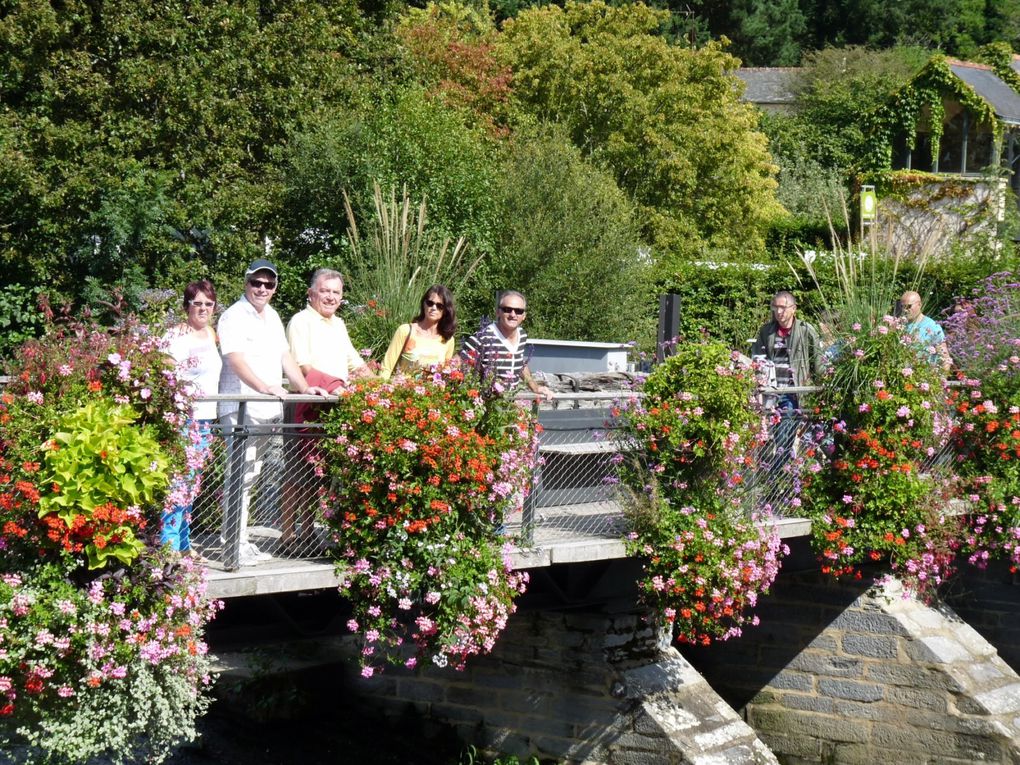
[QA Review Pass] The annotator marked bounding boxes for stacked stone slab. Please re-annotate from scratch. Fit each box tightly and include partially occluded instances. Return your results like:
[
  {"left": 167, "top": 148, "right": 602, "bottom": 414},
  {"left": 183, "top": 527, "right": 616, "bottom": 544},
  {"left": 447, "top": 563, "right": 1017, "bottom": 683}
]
[
  {"left": 944, "top": 559, "right": 1020, "bottom": 672},
  {"left": 686, "top": 572, "right": 1020, "bottom": 764}
]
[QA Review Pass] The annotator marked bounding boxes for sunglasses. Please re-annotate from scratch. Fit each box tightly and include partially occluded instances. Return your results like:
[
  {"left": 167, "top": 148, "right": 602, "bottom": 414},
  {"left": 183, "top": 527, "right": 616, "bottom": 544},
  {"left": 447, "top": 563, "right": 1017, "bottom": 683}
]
[
  {"left": 499, "top": 306, "right": 526, "bottom": 316},
  {"left": 248, "top": 278, "right": 277, "bottom": 290},
  {"left": 424, "top": 299, "right": 445, "bottom": 310},
  {"left": 189, "top": 300, "right": 215, "bottom": 308}
]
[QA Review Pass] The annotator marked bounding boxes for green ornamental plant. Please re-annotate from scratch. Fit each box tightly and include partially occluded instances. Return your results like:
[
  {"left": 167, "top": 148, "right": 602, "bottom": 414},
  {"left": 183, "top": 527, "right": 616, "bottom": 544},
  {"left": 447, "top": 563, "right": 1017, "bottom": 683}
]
[
  {"left": 617, "top": 342, "right": 787, "bottom": 645},
  {"left": 0, "top": 313, "right": 220, "bottom": 763},
  {"left": 38, "top": 401, "right": 169, "bottom": 569}
]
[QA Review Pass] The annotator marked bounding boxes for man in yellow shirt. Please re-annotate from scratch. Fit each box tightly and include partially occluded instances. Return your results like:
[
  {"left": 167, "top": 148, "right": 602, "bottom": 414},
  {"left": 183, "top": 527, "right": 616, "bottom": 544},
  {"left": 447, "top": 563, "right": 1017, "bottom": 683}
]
[
  {"left": 281, "top": 269, "right": 372, "bottom": 553},
  {"left": 288, "top": 269, "right": 367, "bottom": 381}
]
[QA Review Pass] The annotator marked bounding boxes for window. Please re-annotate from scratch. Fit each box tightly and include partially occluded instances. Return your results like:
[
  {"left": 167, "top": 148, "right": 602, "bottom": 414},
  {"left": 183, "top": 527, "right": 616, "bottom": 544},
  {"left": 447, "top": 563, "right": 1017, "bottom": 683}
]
[
  {"left": 938, "top": 109, "right": 965, "bottom": 173},
  {"left": 913, "top": 133, "right": 934, "bottom": 172},
  {"left": 892, "top": 134, "right": 910, "bottom": 169},
  {"left": 965, "top": 123, "right": 994, "bottom": 172}
]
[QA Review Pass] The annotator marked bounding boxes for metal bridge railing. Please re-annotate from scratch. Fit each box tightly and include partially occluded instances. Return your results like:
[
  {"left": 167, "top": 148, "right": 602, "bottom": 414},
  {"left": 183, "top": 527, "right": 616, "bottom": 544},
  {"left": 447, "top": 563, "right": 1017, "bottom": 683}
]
[
  {"left": 188, "top": 393, "right": 639, "bottom": 569},
  {"left": 1, "top": 382, "right": 961, "bottom": 569}
]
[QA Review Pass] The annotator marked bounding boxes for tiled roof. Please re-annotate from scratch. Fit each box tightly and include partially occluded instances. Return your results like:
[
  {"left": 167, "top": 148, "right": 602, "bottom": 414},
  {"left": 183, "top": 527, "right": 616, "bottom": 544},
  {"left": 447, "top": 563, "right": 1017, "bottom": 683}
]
[
  {"left": 948, "top": 60, "right": 1020, "bottom": 125},
  {"left": 735, "top": 67, "right": 802, "bottom": 105}
]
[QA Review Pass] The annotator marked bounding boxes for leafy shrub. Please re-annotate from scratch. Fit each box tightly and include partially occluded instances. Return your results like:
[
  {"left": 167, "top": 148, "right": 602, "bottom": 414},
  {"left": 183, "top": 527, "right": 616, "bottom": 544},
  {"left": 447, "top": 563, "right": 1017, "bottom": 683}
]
[
  {"left": 0, "top": 0, "right": 364, "bottom": 306},
  {"left": 662, "top": 243, "right": 1015, "bottom": 355},
  {"left": 282, "top": 83, "right": 499, "bottom": 258},
  {"left": 490, "top": 126, "right": 654, "bottom": 347},
  {"left": 0, "top": 284, "right": 44, "bottom": 369},
  {"left": 660, "top": 261, "right": 784, "bottom": 350},
  {"left": 498, "top": 1, "right": 782, "bottom": 263}
]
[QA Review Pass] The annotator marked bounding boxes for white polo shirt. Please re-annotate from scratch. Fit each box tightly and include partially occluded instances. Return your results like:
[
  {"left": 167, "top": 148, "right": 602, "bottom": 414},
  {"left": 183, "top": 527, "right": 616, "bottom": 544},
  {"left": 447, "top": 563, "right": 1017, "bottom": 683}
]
[
  {"left": 287, "top": 305, "right": 365, "bottom": 381},
  {"left": 217, "top": 296, "right": 289, "bottom": 420}
]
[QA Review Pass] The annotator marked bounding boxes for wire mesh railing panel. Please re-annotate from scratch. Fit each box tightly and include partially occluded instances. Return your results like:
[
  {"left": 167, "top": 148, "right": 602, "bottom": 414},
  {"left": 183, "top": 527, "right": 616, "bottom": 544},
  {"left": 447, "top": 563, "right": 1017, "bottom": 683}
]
[
  {"left": 515, "top": 396, "right": 828, "bottom": 549},
  {"left": 2, "top": 381, "right": 974, "bottom": 568},
  {"left": 190, "top": 406, "right": 333, "bottom": 570},
  {"left": 519, "top": 400, "right": 629, "bottom": 545}
]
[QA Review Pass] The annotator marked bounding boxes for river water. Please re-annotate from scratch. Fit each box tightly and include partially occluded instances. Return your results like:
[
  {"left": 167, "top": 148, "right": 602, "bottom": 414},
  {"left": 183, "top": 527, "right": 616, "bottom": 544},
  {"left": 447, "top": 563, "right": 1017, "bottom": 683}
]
[{"left": 166, "top": 692, "right": 464, "bottom": 765}]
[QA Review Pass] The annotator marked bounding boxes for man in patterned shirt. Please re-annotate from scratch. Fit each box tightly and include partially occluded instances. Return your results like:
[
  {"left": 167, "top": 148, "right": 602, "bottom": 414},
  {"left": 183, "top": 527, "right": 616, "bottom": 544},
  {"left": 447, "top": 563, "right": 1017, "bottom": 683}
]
[{"left": 460, "top": 290, "right": 553, "bottom": 400}]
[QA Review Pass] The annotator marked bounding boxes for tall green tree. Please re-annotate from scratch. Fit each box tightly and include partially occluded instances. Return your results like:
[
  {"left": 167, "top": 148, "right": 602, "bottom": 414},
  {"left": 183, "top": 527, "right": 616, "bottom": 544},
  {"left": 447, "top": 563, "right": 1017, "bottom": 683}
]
[
  {"left": 0, "top": 0, "right": 363, "bottom": 304},
  {"left": 802, "top": 0, "right": 1020, "bottom": 57},
  {"left": 730, "top": 0, "right": 808, "bottom": 66},
  {"left": 490, "top": 126, "right": 653, "bottom": 345},
  {"left": 498, "top": 1, "right": 783, "bottom": 269}
]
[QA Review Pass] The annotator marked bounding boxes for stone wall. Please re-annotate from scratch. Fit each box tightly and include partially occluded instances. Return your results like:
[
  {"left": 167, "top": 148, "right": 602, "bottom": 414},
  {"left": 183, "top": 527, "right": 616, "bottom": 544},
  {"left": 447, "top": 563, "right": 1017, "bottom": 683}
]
[
  {"left": 682, "top": 554, "right": 1020, "bottom": 765},
  {"left": 351, "top": 608, "right": 776, "bottom": 765},
  {"left": 211, "top": 549, "right": 1020, "bottom": 763},
  {"left": 944, "top": 559, "right": 1020, "bottom": 672},
  {"left": 874, "top": 177, "right": 1005, "bottom": 260}
]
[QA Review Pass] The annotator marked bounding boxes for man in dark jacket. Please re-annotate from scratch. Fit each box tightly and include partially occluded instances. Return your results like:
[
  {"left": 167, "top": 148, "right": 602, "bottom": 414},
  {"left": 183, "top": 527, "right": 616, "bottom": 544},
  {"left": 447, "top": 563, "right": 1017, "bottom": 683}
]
[
  {"left": 751, "top": 290, "right": 823, "bottom": 475},
  {"left": 751, "top": 290, "right": 823, "bottom": 389}
]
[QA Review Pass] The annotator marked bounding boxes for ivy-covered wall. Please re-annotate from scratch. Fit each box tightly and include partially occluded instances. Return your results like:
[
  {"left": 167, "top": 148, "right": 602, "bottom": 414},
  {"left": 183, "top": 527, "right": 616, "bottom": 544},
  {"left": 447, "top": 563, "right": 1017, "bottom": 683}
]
[{"left": 864, "top": 54, "right": 1001, "bottom": 173}]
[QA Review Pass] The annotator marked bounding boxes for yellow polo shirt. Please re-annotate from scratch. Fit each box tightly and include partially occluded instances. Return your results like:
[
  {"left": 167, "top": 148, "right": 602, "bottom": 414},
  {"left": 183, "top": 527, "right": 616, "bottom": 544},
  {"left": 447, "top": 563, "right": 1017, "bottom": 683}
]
[{"left": 287, "top": 305, "right": 365, "bottom": 381}]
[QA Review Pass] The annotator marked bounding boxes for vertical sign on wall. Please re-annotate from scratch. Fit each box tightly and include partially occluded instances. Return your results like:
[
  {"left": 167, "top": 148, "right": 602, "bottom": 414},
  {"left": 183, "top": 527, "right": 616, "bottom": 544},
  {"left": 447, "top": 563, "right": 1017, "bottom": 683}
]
[{"left": 860, "top": 185, "right": 878, "bottom": 225}]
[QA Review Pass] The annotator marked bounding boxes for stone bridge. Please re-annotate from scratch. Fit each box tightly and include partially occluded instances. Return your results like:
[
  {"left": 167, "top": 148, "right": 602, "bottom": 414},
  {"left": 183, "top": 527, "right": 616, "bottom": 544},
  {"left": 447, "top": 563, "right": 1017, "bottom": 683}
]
[{"left": 202, "top": 389, "right": 1020, "bottom": 765}]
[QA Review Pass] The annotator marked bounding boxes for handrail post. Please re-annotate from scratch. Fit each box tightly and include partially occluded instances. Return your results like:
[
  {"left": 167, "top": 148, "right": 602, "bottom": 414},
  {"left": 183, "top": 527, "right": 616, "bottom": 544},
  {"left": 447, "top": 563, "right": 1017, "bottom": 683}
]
[
  {"left": 222, "top": 401, "right": 247, "bottom": 571},
  {"left": 521, "top": 397, "right": 540, "bottom": 546}
]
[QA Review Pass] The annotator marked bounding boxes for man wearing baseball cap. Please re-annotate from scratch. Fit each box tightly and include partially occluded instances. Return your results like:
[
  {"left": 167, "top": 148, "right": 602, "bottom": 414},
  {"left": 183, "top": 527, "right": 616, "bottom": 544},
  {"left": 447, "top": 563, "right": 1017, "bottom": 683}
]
[{"left": 217, "top": 259, "right": 326, "bottom": 566}]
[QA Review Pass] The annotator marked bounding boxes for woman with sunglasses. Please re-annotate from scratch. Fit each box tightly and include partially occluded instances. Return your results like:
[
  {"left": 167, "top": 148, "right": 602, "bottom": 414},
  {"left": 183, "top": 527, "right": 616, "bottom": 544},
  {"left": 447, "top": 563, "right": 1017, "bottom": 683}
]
[
  {"left": 380, "top": 284, "right": 457, "bottom": 379},
  {"left": 161, "top": 279, "right": 222, "bottom": 554}
]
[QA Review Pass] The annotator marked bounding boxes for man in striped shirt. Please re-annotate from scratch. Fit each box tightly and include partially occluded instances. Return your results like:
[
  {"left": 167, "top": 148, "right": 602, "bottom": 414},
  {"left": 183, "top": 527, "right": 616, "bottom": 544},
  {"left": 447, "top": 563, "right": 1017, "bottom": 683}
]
[{"left": 461, "top": 290, "right": 553, "bottom": 400}]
